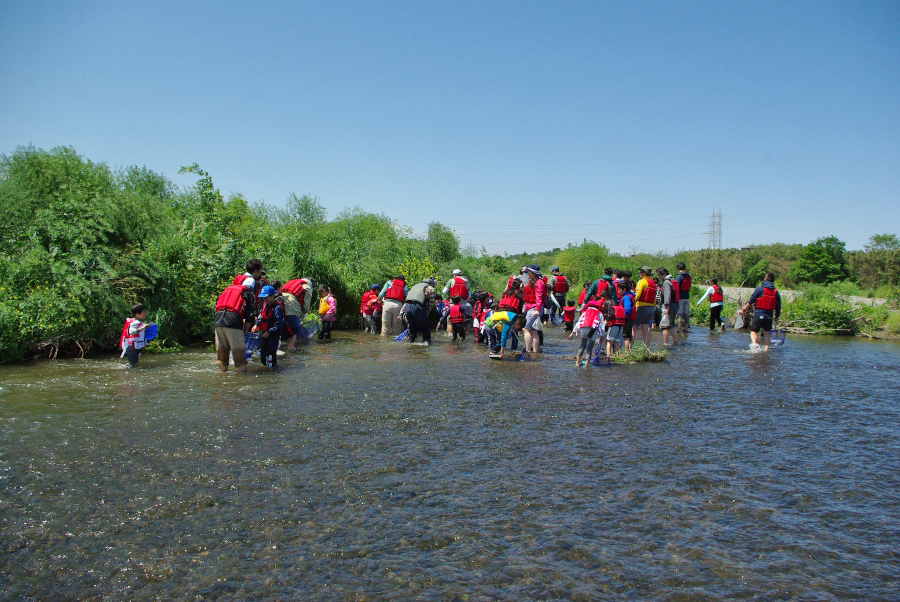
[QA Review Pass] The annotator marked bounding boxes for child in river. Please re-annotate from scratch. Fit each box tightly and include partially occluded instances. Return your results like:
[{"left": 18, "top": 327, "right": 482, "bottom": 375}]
[
  {"left": 255, "top": 286, "right": 284, "bottom": 368},
  {"left": 569, "top": 297, "right": 605, "bottom": 367},
  {"left": 318, "top": 285, "right": 336, "bottom": 340},
  {"left": 120, "top": 303, "right": 151, "bottom": 367},
  {"left": 562, "top": 299, "right": 576, "bottom": 332},
  {"left": 449, "top": 296, "right": 467, "bottom": 341}
]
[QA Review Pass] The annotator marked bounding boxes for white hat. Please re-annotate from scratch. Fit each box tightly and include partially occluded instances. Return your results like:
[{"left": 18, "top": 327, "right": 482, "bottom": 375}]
[{"left": 452, "top": 269, "right": 462, "bottom": 275}]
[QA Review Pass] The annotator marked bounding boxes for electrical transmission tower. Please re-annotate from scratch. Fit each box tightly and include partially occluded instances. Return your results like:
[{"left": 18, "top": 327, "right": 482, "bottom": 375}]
[{"left": 707, "top": 208, "right": 723, "bottom": 250}]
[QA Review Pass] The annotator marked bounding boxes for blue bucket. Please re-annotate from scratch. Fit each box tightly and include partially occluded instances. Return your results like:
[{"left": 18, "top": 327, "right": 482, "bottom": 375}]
[
  {"left": 244, "top": 332, "right": 261, "bottom": 352},
  {"left": 144, "top": 323, "right": 158, "bottom": 342},
  {"left": 770, "top": 329, "right": 786, "bottom": 347}
]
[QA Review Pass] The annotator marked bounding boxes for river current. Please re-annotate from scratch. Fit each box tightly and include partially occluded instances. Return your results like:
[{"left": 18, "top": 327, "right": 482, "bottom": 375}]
[{"left": 1, "top": 327, "right": 898, "bottom": 600}]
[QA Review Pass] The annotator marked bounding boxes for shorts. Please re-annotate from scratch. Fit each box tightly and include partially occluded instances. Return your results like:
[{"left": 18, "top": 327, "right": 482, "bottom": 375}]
[
  {"left": 215, "top": 326, "right": 247, "bottom": 369},
  {"left": 524, "top": 308, "right": 543, "bottom": 331},
  {"left": 750, "top": 315, "right": 773, "bottom": 332},
  {"left": 635, "top": 306, "right": 655, "bottom": 326},
  {"left": 678, "top": 299, "right": 690, "bottom": 319},
  {"left": 623, "top": 320, "right": 634, "bottom": 339},
  {"left": 607, "top": 325, "right": 624, "bottom": 346}
]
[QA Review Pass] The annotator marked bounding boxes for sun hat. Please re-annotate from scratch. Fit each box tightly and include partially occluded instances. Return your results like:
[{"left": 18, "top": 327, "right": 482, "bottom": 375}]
[
  {"left": 370, "top": 283, "right": 381, "bottom": 290},
  {"left": 639, "top": 266, "right": 653, "bottom": 274},
  {"left": 525, "top": 264, "right": 543, "bottom": 278},
  {"left": 452, "top": 269, "right": 462, "bottom": 275},
  {"left": 258, "top": 285, "right": 276, "bottom": 298},
  {"left": 551, "top": 266, "right": 560, "bottom": 272}
]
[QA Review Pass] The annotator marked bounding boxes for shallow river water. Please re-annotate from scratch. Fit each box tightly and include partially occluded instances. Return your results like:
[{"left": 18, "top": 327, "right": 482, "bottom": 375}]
[{"left": 1, "top": 327, "right": 898, "bottom": 600}]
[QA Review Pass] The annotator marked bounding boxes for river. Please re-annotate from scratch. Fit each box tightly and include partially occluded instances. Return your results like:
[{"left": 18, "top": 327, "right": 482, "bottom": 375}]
[{"left": 1, "top": 327, "right": 898, "bottom": 600}]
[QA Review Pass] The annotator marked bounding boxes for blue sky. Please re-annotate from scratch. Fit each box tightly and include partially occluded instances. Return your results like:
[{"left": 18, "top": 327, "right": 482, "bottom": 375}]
[{"left": 1, "top": 1, "right": 897, "bottom": 255}]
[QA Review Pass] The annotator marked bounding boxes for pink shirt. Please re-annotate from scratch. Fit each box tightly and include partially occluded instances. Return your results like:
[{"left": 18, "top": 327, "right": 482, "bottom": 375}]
[
  {"left": 323, "top": 295, "right": 337, "bottom": 322},
  {"left": 524, "top": 278, "right": 545, "bottom": 312}
]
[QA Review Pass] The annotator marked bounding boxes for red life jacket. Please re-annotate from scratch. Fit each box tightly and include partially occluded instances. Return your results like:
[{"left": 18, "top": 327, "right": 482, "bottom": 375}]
[
  {"left": 449, "top": 277, "right": 468, "bottom": 299},
  {"left": 233, "top": 274, "right": 265, "bottom": 299},
  {"left": 281, "top": 278, "right": 308, "bottom": 302},
  {"left": 755, "top": 286, "right": 778, "bottom": 311},
  {"left": 608, "top": 304, "right": 626, "bottom": 326},
  {"left": 215, "top": 284, "right": 247, "bottom": 315},
  {"left": 679, "top": 273, "right": 692, "bottom": 293},
  {"left": 667, "top": 278, "right": 680, "bottom": 303},
  {"left": 553, "top": 275, "right": 568, "bottom": 293},
  {"left": 623, "top": 291, "right": 637, "bottom": 320},
  {"left": 449, "top": 304, "right": 466, "bottom": 324},
  {"left": 119, "top": 318, "right": 142, "bottom": 350},
  {"left": 498, "top": 293, "right": 522, "bottom": 313},
  {"left": 359, "top": 290, "right": 374, "bottom": 313},
  {"left": 638, "top": 277, "right": 658, "bottom": 303},
  {"left": 506, "top": 275, "right": 518, "bottom": 290},
  {"left": 710, "top": 285, "right": 723, "bottom": 303},
  {"left": 591, "top": 278, "right": 615, "bottom": 301},
  {"left": 577, "top": 290, "right": 586, "bottom": 306},
  {"left": 384, "top": 279, "right": 406, "bottom": 301},
  {"left": 472, "top": 300, "right": 483, "bottom": 320},
  {"left": 522, "top": 283, "right": 536, "bottom": 304},
  {"left": 580, "top": 303, "right": 601, "bottom": 328},
  {"left": 258, "top": 301, "right": 275, "bottom": 332},
  {"left": 614, "top": 279, "right": 624, "bottom": 298}
]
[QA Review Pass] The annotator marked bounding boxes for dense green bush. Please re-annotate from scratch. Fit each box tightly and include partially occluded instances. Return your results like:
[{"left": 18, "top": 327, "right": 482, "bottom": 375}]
[{"left": 2, "top": 145, "right": 895, "bottom": 363}]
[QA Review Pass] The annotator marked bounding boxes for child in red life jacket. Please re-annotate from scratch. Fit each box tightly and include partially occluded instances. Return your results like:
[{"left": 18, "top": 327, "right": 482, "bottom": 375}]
[
  {"left": 562, "top": 299, "right": 576, "bottom": 332},
  {"left": 449, "top": 296, "right": 467, "bottom": 341},
  {"left": 120, "top": 303, "right": 150, "bottom": 367},
  {"left": 255, "top": 286, "right": 284, "bottom": 368}
]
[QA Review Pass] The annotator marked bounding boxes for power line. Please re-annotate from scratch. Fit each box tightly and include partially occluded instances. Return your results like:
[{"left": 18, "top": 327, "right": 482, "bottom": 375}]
[
  {"left": 398, "top": 216, "right": 709, "bottom": 228},
  {"left": 475, "top": 231, "right": 711, "bottom": 247},
  {"left": 458, "top": 225, "right": 709, "bottom": 239}
]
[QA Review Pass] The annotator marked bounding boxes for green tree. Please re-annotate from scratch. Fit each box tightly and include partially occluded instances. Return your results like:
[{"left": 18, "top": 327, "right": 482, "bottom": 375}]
[
  {"left": 865, "top": 233, "right": 900, "bottom": 251},
  {"left": 788, "top": 236, "right": 851, "bottom": 284},
  {"left": 426, "top": 222, "right": 459, "bottom": 263}
]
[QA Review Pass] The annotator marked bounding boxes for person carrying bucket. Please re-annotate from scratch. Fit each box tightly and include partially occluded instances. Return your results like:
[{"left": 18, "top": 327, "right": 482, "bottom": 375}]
[
  {"left": 741, "top": 272, "right": 782, "bottom": 351},
  {"left": 696, "top": 278, "right": 725, "bottom": 332}
]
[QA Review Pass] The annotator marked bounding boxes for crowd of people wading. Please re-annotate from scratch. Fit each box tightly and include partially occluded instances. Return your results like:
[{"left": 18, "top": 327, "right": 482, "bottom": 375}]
[{"left": 121, "top": 258, "right": 784, "bottom": 371}]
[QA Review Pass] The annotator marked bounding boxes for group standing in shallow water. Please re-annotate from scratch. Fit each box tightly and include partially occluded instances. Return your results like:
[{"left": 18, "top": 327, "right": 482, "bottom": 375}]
[{"left": 117, "top": 257, "right": 785, "bottom": 370}]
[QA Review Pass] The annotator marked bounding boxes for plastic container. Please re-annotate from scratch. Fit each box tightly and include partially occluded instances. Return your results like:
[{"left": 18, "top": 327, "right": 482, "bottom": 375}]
[
  {"left": 144, "top": 323, "right": 159, "bottom": 342},
  {"left": 770, "top": 329, "right": 786, "bottom": 347}
]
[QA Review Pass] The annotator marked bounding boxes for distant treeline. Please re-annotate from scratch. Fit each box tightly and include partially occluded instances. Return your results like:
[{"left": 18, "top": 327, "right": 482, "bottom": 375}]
[{"left": 0, "top": 146, "right": 897, "bottom": 362}]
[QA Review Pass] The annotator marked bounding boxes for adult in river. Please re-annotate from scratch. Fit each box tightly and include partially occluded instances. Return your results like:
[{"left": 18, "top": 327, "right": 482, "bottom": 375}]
[
  {"left": 741, "top": 272, "right": 782, "bottom": 351},
  {"left": 279, "top": 277, "right": 313, "bottom": 351},
  {"left": 403, "top": 278, "right": 436, "bottom": 344},
  {"left": 633, "top": 266, "right": 657, "bottom": 347},
  {"left": 213, "top": 279, "right": 256, "bottom": 372},
  {"left": 658, "top": 267, "right": 679, "bottom": 346},
  {"left": 696, "top": 278, "right": 725, "bottom": 332},
  {"left": 378, "top": 275, "right": 407, "bottom": 336},
  {"left": 521, "top": 265, "right": 545, "bottom": 353},
  {"left": 547, "top": 266, "right": 569, "bottom": 323},
  {"left": 675, "top": 262, "right": 692, "bottom": 333}
]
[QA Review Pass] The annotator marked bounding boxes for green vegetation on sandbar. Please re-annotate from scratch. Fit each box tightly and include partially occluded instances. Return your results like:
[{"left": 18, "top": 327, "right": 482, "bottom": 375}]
[
  {"left": 610, "top": 345, "right": 668, "bottom": 364},
  {"left": 1, "top": 145, "right": 899, "bottom": 363}
]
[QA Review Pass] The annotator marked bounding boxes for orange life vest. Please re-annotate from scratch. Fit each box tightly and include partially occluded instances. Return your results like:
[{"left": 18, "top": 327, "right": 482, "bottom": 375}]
[
  {"left": 215, "top": 284, "right": 247, "bottom": 315},
  {"left": 384, "top": 279, "right": 406, "bottom": 301}
]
